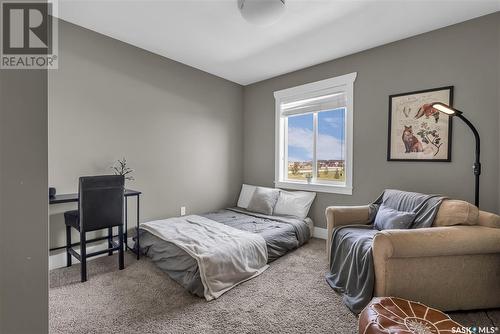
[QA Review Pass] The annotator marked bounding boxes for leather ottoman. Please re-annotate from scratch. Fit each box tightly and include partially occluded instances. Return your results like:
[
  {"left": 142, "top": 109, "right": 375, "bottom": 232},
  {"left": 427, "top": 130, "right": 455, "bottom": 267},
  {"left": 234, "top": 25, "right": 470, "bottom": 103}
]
[{"left": 359, "top": 297, "right": 463, "bottom": 334}]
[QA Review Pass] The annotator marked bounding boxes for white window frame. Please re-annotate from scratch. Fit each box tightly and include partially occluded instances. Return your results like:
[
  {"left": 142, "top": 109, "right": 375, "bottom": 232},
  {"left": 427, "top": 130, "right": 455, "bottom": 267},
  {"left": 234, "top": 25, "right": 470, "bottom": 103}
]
[{"left": 274, "top": 72, "right": 356, "bottom": 195}]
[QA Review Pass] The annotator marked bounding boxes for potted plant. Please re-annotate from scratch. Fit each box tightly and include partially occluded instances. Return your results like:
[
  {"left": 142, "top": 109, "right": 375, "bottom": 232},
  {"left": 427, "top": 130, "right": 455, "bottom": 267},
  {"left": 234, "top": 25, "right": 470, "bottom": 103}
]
[
  {"left": 111, "top": 157, "right": 134, "bottom": 182},
  {"left": 305, "top": 173, "right": 313, "bottom": 184}
]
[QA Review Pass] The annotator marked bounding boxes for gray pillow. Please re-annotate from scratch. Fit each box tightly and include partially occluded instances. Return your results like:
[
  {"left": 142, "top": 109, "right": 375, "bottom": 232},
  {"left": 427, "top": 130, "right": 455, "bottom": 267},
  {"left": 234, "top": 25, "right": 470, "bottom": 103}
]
[
  {"left": 247, "top": 187, "right": 280, "bottom": 215},
  {"left": 374, "top": 205, "right": 416, "bottom": 230}
]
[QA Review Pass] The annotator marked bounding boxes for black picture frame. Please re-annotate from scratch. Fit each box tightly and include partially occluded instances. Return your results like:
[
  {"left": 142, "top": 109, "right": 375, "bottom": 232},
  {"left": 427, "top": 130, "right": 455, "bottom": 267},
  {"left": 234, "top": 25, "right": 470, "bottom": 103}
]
[{"left": 387, "top": 86, "right": 454, "bottom": 162}]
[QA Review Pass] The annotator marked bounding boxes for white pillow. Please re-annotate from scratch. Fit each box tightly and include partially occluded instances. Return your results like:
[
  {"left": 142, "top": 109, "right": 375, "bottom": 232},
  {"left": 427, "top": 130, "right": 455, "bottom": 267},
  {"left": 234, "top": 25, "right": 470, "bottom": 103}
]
[
  {"left": 274, "top": 190, "right": 316, "bottom": 219},
  {"left": 247, "top": 187, "right": 280, "bottom": 215},
  {"left": 237, "top": 184, "right": 257, "bottom": 209}
]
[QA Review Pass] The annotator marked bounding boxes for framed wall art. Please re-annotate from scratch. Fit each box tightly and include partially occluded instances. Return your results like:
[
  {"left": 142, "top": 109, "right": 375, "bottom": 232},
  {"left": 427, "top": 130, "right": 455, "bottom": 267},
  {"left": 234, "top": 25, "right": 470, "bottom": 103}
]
[{"left": 387, "top": 86, "right": 454, "bottom": 162}]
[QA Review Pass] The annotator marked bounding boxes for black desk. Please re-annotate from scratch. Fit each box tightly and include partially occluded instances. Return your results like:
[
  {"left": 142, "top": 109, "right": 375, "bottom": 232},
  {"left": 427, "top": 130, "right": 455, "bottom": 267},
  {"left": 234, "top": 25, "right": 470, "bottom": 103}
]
[{"left": 49, "top": 189, "right": 142, "bottom": 259}]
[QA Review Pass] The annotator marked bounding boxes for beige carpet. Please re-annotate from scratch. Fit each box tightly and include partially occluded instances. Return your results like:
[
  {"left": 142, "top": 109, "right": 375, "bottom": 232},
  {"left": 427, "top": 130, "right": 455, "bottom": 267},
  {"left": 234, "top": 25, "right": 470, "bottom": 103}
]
[{"left": 50, "top": 238, "right": 499, "bottom": 334}]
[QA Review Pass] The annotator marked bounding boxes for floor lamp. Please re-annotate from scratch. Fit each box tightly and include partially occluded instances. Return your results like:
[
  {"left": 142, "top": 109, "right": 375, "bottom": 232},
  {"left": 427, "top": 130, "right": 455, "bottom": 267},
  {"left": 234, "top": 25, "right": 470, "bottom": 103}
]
[{"left": 431, "top": 102, "right": 481, "bottom": 207}]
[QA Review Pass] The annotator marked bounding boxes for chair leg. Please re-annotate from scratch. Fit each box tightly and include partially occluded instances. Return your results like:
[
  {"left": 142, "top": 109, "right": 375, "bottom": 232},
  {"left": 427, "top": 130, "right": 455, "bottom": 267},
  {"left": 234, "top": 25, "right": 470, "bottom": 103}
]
[
  {"left": 108, "top": 227, "right": 113, "bottom": 256},
  {"left": 80, "top": 231, "right": 87, "bottom": 282},
  {"left": 118, "top": 225, "right": 124, "bottom": 270},
  {"left": 66, "top": 225, "right": 72, "bottom": 267}
]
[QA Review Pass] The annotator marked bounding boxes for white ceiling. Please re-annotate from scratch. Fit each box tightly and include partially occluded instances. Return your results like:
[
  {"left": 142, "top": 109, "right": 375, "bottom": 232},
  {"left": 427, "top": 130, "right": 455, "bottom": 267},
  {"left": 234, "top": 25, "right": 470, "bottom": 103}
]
[{"left": 58, "top": 0, "right": 500, "bottom": 85}]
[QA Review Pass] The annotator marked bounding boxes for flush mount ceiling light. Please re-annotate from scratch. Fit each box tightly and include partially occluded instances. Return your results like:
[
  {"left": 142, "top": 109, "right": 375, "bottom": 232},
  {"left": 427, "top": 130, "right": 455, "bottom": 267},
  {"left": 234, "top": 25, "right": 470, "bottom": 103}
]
[{"left": 238, "top": 0, "right": 286, "bottom": 26}]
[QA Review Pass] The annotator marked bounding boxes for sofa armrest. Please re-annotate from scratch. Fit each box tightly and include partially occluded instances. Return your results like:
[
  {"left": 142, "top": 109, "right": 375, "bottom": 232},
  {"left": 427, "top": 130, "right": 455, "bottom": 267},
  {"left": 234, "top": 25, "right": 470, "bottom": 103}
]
[
  {"left": 325, "top": 205, "right": 372, "bottom": 255},
  {"left": 373, "top": 225, "right": 500, "bottom": 260}
]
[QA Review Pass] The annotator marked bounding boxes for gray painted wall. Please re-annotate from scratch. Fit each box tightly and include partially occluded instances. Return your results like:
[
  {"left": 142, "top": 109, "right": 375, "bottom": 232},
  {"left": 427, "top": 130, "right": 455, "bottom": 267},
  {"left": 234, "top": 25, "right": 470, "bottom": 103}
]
[
  {"left": 0, "top": 71, "right": 48, "bottom": 332},
  {"left": 48, "top": 21, "right": 243, "bottom": 249},
  {"left": 1, "top": 11, "right": 498, "bottom": 334},
  {"left": 243, "top": 13, "right": 500, "bottom": 228},
  {"left": 498, "top": 16, "right": 500, "bottom": 213}
]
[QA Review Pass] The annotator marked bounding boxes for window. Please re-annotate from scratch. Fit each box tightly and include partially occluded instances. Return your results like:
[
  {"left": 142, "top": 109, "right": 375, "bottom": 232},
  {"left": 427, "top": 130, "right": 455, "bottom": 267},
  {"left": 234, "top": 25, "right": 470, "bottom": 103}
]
[{"left": 274, "top": 73, "right": 356, "bottom": 194}]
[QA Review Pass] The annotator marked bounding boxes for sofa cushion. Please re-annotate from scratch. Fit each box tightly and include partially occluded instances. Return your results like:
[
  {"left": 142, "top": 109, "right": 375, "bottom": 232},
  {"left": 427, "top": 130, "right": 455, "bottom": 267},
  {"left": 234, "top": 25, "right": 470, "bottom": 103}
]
[
  {"left": 433, "top": 199, "right": 478, "bottom": 227},
  {"left": 374, "top": 205, "right": 415, "bottom": 230},
  {"left": 377, "top": 189, "right": 443, "bottom": 229}
]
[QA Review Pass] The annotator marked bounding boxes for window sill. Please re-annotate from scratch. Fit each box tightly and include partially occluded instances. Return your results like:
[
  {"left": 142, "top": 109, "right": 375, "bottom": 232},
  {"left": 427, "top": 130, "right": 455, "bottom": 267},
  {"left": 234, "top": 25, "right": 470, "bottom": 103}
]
[{"left": 274, "top": 180, "right": 352, "bottom": 195}]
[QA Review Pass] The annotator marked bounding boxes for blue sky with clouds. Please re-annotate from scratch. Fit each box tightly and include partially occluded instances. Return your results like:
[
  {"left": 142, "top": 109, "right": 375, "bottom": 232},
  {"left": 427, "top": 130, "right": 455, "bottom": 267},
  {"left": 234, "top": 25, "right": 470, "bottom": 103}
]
[{"left": 288, "top": 108, "right": 345, "bottom": 162}]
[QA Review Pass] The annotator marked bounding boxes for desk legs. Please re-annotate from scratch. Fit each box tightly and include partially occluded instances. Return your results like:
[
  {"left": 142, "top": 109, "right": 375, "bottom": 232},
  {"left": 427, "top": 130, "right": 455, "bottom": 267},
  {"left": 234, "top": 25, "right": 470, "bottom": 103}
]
[
  {"left": 124, "top": 194, "right": 140, "bottom": 259},
  {"left": 136, "top": 195, "right": 140, "bottom": 260},
  {"left": 124, "top": 199, "right": 128, "bottom": 251},
  {"left": 108, "top": 227, "right": 113, "bottom": 256}
]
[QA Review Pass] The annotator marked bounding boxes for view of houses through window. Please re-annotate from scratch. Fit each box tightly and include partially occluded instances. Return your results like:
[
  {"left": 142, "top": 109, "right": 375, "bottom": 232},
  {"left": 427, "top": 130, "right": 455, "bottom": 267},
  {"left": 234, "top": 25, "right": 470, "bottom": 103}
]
[{"left": 286, "top": 108, "right": 346, "bottom": 184}]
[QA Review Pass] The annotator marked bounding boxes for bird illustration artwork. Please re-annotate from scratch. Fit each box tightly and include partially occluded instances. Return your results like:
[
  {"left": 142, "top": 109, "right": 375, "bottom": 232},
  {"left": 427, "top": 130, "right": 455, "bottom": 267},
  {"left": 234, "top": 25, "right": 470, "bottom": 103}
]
[{"left": 415, "top": 103, "right": 439, "bottom": 123}]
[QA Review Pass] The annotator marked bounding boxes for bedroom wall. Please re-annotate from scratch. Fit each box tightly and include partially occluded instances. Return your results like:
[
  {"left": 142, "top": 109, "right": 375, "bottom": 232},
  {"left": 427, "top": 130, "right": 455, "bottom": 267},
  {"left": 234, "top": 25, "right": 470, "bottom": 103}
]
[
  {"left": 49, "top": 20, "right": 243, "bottom": 249},
  {"left": 243, "top": 12, "right": 500, "bottom": 228},
  {"left": 498, "top": 16, "right": 500, "bottom": 213},
  {"left": 0, "top": 69, "right": 48, "bottom": 331}
]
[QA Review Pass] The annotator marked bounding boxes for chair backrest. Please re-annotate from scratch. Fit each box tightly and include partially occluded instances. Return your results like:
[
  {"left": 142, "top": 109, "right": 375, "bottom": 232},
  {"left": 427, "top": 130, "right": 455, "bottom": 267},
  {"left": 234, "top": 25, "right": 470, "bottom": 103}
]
[{"left": 78, "top": 175, "right": 124, "bottom": 232}]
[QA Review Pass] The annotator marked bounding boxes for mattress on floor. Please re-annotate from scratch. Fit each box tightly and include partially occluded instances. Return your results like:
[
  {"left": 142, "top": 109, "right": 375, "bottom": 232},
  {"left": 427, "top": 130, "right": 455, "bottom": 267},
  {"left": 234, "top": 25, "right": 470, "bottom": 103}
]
[{"left": 138, "top": 207, "right": 312, "bottom": 298}]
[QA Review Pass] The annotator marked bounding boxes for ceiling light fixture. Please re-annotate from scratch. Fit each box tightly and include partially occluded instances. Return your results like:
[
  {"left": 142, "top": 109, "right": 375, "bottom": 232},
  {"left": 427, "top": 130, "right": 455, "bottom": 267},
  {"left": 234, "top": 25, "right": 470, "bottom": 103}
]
[{"left": 238, "top": 0, "right": 286, "bottom": 26}]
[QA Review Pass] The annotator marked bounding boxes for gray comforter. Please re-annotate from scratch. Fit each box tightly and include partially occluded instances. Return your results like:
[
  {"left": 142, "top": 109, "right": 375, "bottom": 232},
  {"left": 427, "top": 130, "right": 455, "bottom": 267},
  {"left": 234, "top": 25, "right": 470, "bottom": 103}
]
[
  {"left": 325, "top": 189, "right": 444, "bottom": 313},
  {"left": 139, "top": 208, "right": 311, "bottom": 297}
]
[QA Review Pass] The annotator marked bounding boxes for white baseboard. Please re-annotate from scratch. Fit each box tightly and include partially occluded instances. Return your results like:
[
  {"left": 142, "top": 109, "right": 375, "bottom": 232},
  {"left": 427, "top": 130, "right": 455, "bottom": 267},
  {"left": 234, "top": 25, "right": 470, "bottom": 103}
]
[
  {"left": 49, "top": 238, "right": 134, "bottom": 270},
  {"left": 313, "top": 227, "right": 328, "bottom": 240}
]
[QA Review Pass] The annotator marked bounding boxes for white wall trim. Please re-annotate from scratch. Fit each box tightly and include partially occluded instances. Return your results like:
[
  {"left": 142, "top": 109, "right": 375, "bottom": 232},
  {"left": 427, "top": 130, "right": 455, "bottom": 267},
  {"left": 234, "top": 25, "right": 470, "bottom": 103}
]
[
  {"left": 49, "top": 237, "right": 135, "bottom": 270},
  {"left": 313, "top": 227, "right": 328, "bottom": 240},
  {"left": 274, "top": 73, "right": 358, "bottom": 99},
  {"left": 275, "top": 180, "right": 352, "bottom": 195}
]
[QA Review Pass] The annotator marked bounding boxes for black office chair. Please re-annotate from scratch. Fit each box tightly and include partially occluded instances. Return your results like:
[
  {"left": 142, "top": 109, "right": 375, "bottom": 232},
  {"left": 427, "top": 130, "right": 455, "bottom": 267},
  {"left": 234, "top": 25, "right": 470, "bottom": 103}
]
[{"left": 64, "top": 175, "right": 125, "bottom": 282}]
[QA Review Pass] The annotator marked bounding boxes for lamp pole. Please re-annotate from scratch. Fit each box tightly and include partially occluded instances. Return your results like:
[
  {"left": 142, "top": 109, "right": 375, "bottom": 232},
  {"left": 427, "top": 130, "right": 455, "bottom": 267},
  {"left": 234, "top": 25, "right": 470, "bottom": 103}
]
[
  {"left": 431, "top": 102, "right": 481, "bottom": 208},
  {"left": 455, "top": 113, "right": 481, "bottom": 207}
]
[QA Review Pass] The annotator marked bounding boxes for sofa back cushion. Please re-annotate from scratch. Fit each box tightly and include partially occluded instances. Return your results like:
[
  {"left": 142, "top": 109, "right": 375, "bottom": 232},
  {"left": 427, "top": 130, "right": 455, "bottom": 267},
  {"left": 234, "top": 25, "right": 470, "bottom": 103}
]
[{"left": 433, "top": 199, "right": 479, "bottom": 227}]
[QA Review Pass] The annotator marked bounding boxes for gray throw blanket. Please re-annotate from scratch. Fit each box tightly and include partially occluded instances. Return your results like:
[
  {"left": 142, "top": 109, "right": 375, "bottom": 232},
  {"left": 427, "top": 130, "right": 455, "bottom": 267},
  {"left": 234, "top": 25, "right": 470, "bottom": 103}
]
[{"left": 325, "top": 189, "right": 444, "bottom": 313}]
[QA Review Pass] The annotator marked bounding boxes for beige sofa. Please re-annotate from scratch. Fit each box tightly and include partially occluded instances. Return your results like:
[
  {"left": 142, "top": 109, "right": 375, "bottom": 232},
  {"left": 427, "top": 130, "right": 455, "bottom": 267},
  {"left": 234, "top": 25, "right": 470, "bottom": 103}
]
[{"left": 325, "top": 199, "right": 500, "bottom": 311}]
